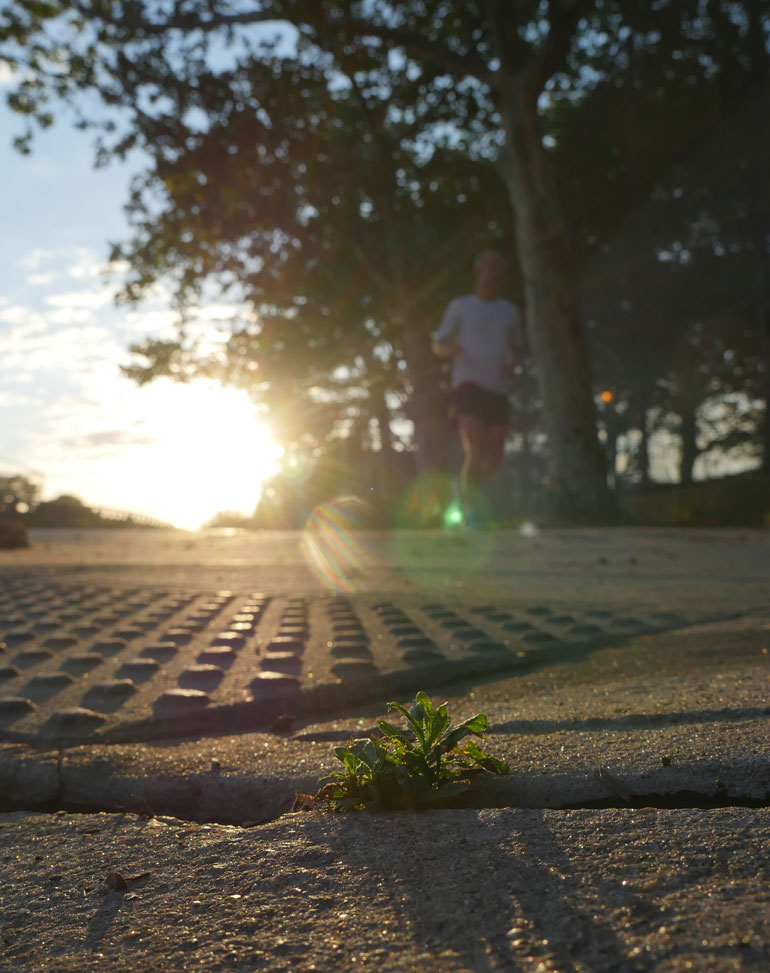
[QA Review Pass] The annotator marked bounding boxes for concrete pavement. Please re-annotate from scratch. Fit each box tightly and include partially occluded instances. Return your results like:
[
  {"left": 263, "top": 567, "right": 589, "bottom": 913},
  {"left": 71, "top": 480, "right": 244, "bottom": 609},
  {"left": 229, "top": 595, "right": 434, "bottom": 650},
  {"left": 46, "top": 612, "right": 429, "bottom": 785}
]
[
  {"left": 2, "top": 807, "right": 769, "bottom": 972},
  {"left": 1, "top": 526, "right": 769, "bottom": 970}
]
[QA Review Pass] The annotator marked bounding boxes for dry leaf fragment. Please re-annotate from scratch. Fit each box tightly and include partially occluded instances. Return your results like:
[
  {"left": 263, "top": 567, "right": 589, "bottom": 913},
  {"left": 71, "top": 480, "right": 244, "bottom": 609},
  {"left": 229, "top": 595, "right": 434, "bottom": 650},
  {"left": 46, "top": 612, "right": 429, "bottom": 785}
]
[{"left": 292, "top": 792, "right": 317, "bottom": 812}]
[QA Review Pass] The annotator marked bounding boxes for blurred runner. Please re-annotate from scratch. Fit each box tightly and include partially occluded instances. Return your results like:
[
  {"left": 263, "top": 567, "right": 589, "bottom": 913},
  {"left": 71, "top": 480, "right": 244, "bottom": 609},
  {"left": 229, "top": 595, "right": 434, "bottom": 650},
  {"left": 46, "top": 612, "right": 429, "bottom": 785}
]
[{"left": 432, "top": 250, "right": 523, "bottom": 527}]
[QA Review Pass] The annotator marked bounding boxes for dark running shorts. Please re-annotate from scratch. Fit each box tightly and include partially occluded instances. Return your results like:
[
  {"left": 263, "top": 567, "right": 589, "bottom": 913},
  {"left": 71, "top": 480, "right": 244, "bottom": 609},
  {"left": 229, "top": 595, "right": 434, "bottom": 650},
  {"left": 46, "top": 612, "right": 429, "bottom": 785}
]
[{"left": 451, "top": 382, "right": 509, "bottom": 426}]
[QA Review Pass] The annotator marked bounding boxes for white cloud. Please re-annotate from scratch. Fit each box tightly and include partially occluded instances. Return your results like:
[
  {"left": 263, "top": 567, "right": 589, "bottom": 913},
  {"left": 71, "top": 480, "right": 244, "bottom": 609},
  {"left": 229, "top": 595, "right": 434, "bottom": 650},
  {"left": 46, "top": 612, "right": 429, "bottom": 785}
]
[
  {"left": 0, "top": 390, "right": 45, "bottom": 407},
  {"left": 45, "top": 288, "right": 113, "bottom": 310},
  {"left": 19, "top": 248, "right": 59, "bottom": 272},
  {"left": 61, "top": 429, "right": 159, "bottom": 449},
  {"left": 0, "top": 304, "right": 47, "bottom": 326},
  {"left": 0, "top": 63, "right": 18, "bottom": 86},
  {"left": 0, "top": 316, "right": 121, "bottom": 378},
  {"left": 17, "top": 245, "right": 127, "bottom": 290},
  {"left": 122, "top": 306, "right": 180, "bottom": 337},
  {"left": 64, "top": 247, "right": 107, "bottom": 280},
  {"left": 47, "top": 307, "right": 92, "bottom": 325}
]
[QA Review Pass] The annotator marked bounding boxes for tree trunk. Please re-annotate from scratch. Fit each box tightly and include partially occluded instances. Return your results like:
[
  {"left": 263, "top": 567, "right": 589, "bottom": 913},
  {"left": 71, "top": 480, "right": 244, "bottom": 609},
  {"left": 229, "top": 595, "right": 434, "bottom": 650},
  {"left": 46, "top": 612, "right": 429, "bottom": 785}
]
[
  {"left": 604, "top": 413, "right": 618, "bottom": 491},
  {"left": 629, "top": 388, "right": 652, "bottom": 487},
  {"left": 759, "top": 304, "right": 770, "bottom": 473},
  {"left": 679, "top": 405, "right": 698, "bottom": 486},
  {"left": 369, "top": 380, "right": 397, "bottom": 518},
  {"left": 637, "top": 404, "right": 651, "bottom": 488},
  {"left": 378, "top": 189, "right": 452, "bottom": 477},
  {"left": 497, "top": 80, "right": 609, "bottom": 518},
  {"left": 747, "top": 1, "right": 770, "bottom": 469},
  {"left": 519, "top": 416, "right": 533, "bottom": 503},
  {"left": 401, "top": 328, "right": 452, "bottom": 474}
]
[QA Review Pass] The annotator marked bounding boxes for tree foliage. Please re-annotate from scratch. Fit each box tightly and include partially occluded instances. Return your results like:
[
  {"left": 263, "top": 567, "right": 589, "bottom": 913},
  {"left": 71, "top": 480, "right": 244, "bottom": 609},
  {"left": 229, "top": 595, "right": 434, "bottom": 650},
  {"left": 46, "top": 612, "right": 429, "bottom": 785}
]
[
  {"left": 3, "top": 0, "right": 769, "bottom": 510},
  {"left": 0, "top": 474, "right": 41, "bottom": 513}
]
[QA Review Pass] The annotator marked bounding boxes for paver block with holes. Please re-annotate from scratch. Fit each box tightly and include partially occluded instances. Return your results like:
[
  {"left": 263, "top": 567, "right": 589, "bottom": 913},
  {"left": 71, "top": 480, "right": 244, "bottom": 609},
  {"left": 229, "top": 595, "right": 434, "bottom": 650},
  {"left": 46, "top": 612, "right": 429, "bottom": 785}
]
[{"left": 0, "top": 577, "right": 735, "bottom": 745}]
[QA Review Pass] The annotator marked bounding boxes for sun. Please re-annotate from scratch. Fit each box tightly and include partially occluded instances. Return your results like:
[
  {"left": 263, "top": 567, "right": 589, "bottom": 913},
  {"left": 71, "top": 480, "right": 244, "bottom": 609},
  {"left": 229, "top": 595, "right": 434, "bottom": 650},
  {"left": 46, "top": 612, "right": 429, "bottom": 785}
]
[{"left": 123, "top": 380, "right": 284, "bottom": 529}]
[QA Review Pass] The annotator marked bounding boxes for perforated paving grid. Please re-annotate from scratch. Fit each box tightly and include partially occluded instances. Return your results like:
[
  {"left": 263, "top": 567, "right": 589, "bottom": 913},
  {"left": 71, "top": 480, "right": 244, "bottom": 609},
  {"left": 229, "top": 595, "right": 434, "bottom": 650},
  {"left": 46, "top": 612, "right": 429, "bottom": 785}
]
[{"left": 0, "top": 577, "right": 731, "bottom": 745}]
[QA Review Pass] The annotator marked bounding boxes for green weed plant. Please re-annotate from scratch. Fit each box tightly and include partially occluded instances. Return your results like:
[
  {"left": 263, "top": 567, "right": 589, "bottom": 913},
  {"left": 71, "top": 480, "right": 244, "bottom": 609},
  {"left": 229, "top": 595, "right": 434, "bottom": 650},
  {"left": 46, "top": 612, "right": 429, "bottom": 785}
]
[{"left": 318, "top": 691, "right": 508, "bottom": 810}]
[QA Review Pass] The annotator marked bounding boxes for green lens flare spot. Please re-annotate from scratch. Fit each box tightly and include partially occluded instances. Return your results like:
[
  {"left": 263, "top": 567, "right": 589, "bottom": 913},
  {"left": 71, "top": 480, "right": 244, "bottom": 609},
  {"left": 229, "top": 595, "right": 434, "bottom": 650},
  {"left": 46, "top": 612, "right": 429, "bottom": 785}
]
[{"left": 443, "top": 503, "right": 464, "bottom": 528}]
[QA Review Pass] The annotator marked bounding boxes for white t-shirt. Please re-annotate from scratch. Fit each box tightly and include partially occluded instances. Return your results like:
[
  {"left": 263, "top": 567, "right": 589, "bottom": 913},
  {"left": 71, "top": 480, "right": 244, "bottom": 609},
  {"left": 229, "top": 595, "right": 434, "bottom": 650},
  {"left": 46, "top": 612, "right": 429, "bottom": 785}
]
[{"left": 433, "top": 294, "right": 522, "bottom": 394}]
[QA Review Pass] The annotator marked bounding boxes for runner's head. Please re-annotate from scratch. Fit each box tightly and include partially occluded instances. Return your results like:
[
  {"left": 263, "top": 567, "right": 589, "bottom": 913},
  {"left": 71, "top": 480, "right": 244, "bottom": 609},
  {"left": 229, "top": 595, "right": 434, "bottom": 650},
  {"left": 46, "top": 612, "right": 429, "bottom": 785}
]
[{"left": 473, "top": 250, "right": 506, "bottom": 300}]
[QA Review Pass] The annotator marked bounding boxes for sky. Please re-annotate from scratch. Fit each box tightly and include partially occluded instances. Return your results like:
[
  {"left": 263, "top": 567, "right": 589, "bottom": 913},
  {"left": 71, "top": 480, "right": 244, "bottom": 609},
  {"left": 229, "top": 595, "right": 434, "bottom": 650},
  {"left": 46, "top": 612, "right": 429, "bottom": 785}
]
[{"left": 0, "top": 75, "right": 283, "bottom": 530}]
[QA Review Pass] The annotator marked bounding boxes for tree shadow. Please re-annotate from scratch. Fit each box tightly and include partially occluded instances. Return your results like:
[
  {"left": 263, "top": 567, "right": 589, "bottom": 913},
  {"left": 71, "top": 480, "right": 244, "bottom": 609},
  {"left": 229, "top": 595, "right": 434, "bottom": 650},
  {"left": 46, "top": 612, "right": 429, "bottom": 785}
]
[
  {"left": 294, "top": 703, "right": 769, "bottom": 744},
  {"left": 486, "top": 704, "right": 770, "bottom": 737},
  {"left": 293, "top": 808, "right": 661, "bottom": 971}
]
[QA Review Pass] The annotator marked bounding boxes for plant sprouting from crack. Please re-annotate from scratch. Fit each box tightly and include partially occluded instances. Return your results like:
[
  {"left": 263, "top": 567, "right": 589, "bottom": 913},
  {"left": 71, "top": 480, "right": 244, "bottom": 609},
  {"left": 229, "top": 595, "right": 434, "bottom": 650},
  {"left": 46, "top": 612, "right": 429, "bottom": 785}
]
[{"left": 314, "top": 691, "right": 508, "bottom": 810}]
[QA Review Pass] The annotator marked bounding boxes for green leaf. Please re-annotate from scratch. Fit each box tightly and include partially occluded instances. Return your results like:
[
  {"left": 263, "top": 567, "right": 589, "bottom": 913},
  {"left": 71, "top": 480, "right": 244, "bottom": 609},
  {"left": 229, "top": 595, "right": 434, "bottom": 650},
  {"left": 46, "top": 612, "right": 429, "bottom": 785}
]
[
  {"left": 461, "top": 740, "right": 509, "bottom": 775},
  {"left": 333, "top": 745, "right": 355, "bottom": 766},
  {"left": 401, "top": 749, "right": 431, "bottom": 776},
  {"left": 376, "top": 719, "right": 411, "bottom": 744},
  {"left": 413, "top": 691, "right": 435, "bottom": 718},
  {"left": 440, "top": 712, "right": 487, "bottom": 752},
  {"left": 319, "top": 694, "right": 505, "bottom": 810},
  {"left": 424, "top": 703, "right": 451, "bottom": 750},
  {"left": 389, "top": 698, "right": 427, "bottom": 750},
  {"left": 462, "top": 713, "right": 488, "bottom": 734},
  {"left": 356, "top": 738, "right": 383, "bottom": 771}
]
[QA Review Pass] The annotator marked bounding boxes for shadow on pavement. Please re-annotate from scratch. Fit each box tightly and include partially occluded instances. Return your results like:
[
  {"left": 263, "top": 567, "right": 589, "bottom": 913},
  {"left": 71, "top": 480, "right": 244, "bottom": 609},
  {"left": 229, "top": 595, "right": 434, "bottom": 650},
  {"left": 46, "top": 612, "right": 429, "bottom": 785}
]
[{"left": 292, "top": 809, "right": 658, "bottom": 971}]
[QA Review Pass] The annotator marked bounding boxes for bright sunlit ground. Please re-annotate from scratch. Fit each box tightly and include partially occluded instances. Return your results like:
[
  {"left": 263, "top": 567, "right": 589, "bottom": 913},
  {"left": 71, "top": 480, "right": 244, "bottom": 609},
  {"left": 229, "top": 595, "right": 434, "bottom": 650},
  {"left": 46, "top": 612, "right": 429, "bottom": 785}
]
[{"left": 62, "top": 379, "right": 284, "bottom": 529}]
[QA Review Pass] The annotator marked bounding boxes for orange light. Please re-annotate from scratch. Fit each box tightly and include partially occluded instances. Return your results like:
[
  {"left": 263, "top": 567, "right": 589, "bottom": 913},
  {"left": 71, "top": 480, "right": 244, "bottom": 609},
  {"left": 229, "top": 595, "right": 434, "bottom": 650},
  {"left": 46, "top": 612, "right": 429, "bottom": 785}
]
[{"left": 600, "top": 390, "right": 614, "bottom": 404}]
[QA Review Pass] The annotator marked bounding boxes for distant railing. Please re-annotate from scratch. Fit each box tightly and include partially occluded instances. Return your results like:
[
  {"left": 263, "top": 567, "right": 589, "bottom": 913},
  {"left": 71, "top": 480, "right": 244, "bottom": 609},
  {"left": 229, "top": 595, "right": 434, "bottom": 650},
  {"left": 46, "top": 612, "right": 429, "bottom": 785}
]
[{"left": 90, "top": 507, "right": 176, "bottom": 529}]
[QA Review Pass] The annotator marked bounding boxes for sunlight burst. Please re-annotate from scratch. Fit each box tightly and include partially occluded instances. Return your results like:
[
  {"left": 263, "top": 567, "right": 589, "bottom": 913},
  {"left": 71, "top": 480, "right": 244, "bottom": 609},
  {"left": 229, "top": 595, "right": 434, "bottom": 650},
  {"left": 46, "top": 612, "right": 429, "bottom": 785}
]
[{"left": 125, "top": 380, "right": 283, "bottom": 529}]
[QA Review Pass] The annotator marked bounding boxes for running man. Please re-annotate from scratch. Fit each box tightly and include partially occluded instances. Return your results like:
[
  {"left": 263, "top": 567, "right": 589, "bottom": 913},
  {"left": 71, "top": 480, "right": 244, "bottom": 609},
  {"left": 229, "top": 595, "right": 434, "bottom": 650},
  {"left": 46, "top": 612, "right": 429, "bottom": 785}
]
[{"left": 432, "top": 250, "right": 523, "bottom": 527}]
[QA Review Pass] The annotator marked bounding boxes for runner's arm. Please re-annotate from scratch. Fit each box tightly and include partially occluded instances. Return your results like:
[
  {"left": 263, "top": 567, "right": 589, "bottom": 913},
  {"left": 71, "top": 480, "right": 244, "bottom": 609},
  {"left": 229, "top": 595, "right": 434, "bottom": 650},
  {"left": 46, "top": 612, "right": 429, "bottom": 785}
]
[
  {"left": 432, "top": 299, "right": 462, "bottom": 358},
  {"left": 432, "top": 337, "right": 461, "bottom": 357}
]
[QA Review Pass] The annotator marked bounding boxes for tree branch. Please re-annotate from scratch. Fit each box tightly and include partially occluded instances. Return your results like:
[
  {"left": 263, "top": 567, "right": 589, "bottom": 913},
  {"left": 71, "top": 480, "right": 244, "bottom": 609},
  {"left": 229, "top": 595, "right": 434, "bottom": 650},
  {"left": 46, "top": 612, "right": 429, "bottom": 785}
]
[
  {"left": 481, "top": 0, "right": 527, "bottom": 77},
  {"left": 74, "top": 2, "right": 496, "bottom": 84},
  {"left": 346, "top": 21, "right": 494, "bottom": 85},
  {"left": 527, "top": 0, "right": 594, "bottom": 96},
  {"left": 72, "top": 2, "right": 287, "bottom": 36}
]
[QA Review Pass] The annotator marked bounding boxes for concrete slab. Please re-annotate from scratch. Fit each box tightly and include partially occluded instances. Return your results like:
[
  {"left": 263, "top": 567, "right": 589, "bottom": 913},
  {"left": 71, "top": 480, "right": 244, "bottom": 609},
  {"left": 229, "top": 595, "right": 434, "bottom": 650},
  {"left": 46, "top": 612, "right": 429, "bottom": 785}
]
[
  {"left": 1, "top": 527, "right": 769, "bottom": 967},
  {"left": 1, "top": 807, "right": 769, "bottom": 971},
  {"left": 0, "top": 572, "right": 741, "bottom": 745},
  {"left": 2, "top": 616, "right": 768, "bottom": 819}
]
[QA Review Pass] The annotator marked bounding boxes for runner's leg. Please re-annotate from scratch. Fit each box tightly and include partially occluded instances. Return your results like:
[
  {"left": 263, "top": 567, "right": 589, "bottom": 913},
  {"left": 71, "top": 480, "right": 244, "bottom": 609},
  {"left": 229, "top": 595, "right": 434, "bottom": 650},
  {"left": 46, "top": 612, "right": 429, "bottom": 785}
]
[
  {"left": 483, "top": 424, "right": 507, "bottom": 479},
  {"left": 457, "top": 414, "right": 487, "bottom": 519},
  {"left": 475, "top": 422, "right": 507, "bottom": 526}
]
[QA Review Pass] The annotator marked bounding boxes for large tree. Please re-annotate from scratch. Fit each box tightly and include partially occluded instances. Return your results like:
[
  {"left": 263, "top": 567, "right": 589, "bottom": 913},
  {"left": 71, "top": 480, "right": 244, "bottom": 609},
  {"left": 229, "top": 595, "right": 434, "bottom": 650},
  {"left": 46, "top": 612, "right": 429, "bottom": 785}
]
[
  {"left": 119, "top": 74, "right": 516, "bottom": 477},
  {"left": 5, "top": 1, "right": 766, "bottom": 512},
  {"left": 2, "top": 0, "right": 611, "bottom": 515}
]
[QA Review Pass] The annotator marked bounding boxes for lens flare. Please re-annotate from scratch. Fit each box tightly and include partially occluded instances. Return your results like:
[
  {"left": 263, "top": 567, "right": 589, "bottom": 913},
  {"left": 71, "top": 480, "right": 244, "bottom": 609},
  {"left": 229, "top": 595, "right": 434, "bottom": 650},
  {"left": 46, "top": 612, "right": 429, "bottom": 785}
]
[
  {"left": 391, "top": 473, "right": 450, "bottom": 529},
  {"left": 301, "top": 496, "right": 377, "bottom": 592},
  {"left": 390, "top": 474, "right": 496, "bottom": 588},
  {"left": 443, "top": 502, "right": 465, "bottom": 528}
]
